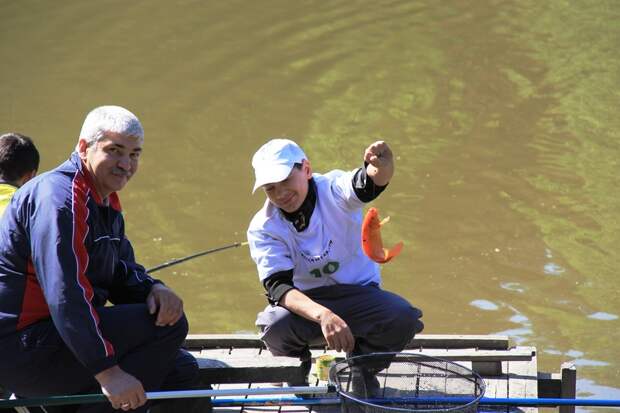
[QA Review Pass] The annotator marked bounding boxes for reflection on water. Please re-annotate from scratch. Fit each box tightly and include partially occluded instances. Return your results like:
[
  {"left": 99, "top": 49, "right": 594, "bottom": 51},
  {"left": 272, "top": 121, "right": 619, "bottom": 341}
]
[
  {"left": 571, "top": 359, "right": 609, "bottom": 368},
  {"left": 543, "top": 262, "right": 566, "bottom": 276},
  {"left": 1, "top": 0, "right": 619, "bottom": 403},
  {"left": 541, "top": 348, "right": 609, "bottom": 369},
  {"left": 500, "top": 282, "right": 526, "bottom": 293},
  {"left": 576, "top": 379, "right": 620, "bottom": 413},
  {"left": 509, "top": 313, "right": 529, "bottom": 325},
  {"left": 494, "top": 327, "right": 533, "bottom": 346},
  {"left": 587, "top": 312, "right": 618, "bottom": 321},
  {"left": 578, "top": 378, "right": 620, "bottom": 398},
  {"left": 543, "top": 247, "right": 566, "bottom": 275},
  {"left": 495, "top": 305, "right": 534, "bottom": 345},
  {"left": 470, "top": 299, "right": 499, "bottom": 311}
]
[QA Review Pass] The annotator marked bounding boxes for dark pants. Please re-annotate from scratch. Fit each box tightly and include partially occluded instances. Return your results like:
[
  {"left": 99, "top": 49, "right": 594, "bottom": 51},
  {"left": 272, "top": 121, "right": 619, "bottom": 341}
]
[
  {"left": 0, "top": 304, "right": 210, "bottom": 413},
  {"left": 256, "top": 284, "right": 424, "bottom": 360}
]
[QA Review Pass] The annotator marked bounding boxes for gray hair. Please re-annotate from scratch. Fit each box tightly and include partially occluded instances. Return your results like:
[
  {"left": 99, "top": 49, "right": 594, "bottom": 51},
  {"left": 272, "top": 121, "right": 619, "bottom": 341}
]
[{"left": 76, "top": 105, "right": 144, "bottom": 150}]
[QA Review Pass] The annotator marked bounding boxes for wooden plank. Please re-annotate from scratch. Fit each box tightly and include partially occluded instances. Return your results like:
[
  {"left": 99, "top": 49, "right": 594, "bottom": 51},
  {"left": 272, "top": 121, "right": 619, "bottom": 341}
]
[
  {"left": 193, "top": 348, "right": 301, "bottom": 368},
  {"left": 187, "top": 334, "right": 265, "bottom": 349},
  {"left": 196, "top": 364, "right": 303, "bottom": 384},
  {"left": 212, "top": 382, "right": 316, "bottom": 413},
  {"left": 559, "top": 362, "right": 576, "bottom": 413},
  {"left": 483, "top": 377, "right": 509, "bottom": 400},
  {"left": 188, "top": 337, "right": 534, "bottom": 395},
  {"left": 213, "top": 383, "right": 245, "bottom": 413},
  {"left": 190, "top": 348, "right": 305, "bottom": 384},
  {"left": 537, "top": 371, "right": 561, "bottom": 398},
  {"left": 248, "top": 383, "right": 312, "bottom": 413},
  {"left": 185, "top": 334, "right": 510, "bottom": 350},
  {"left": 507, "top": 347, "right": 538, "bottom": 413},
  {"left": 193, "top": 346, "right": 532, "bottom": 385},
  {"left": 471, "top": 361, "right": 503, "bottom": 376},
  {"left": 212, "top": 383, "right": 314, "bottom": 413},
  {"left": 483, "top": 360, "right": 509, "bottom": 399},
  {"left": 310, "top": 347, "right": 533, "bottom": 362},
  {"left": 409, "top": 334, "right": 510, "bottom": 350},
  {"left": 308, "top": 347, "right": 531, "bottom": 376},
  {"left": 195, "top": 349, "right": 303, "bottom": 367}
]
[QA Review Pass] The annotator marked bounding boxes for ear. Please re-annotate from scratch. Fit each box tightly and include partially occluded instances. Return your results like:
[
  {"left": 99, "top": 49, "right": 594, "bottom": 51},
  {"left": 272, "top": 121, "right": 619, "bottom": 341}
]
[
  {"left": 17, "top": 170, "right": 37, "bottom": 187},
  {"left": 25, "top": 169, "right": 37, "bottom": 182},
  {"left": 302, "top": 159, "right": 313, "bottom": 178},
  {"left": 77, "top": 139, "right": 90, "bottom": 160}
]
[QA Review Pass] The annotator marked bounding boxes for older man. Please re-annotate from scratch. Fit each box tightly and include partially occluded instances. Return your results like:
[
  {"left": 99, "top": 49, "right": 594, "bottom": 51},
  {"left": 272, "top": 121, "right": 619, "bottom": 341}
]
[{"left": 0, "top": 106, "right": 208, "bottom": 412}]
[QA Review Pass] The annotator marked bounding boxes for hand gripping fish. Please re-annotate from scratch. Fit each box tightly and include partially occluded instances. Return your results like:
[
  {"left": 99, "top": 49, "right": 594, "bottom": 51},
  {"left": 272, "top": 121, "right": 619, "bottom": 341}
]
[{"left": 361, "top": 207, "right": 404, "bottom": 264}]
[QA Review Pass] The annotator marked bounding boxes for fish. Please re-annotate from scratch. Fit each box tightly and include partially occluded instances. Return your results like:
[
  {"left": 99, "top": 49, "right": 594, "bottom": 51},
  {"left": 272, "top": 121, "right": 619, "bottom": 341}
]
[{"left": 361, "top": 207, "right": 404, "bottom": 264}]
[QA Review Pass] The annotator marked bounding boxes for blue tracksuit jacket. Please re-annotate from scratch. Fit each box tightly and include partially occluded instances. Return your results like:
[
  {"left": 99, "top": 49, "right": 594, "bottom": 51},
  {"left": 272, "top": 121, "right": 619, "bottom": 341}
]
[{"left": 0, "top": 152, "right": 160, "bottom": 375}]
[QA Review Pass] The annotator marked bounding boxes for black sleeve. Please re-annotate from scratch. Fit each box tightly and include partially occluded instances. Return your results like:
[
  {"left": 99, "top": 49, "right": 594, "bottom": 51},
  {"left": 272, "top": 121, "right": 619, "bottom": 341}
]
[
  {"left": 262, "top": 269, "right": 296, "bottom": 305},
  {"left": 352, "top": 163, "right": 388, "bottom": 202}
]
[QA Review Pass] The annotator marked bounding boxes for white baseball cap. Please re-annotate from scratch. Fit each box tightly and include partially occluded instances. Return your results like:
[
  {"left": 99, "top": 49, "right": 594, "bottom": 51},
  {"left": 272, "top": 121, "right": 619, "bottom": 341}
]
[{"left": 251, "top": 138, "right": 307, "bottom": 193}]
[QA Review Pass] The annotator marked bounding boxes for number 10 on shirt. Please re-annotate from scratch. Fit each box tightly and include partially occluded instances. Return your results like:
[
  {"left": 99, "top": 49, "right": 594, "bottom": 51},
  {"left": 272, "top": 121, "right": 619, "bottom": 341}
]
[{"left": 309, "top": 261, "right": 340, "bottom": 278}]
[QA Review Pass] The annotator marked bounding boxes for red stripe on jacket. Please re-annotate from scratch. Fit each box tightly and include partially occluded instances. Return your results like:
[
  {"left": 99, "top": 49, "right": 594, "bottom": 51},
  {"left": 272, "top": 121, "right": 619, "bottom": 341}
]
[
  {"left": 16, "top": 261, "right": 50, "bottom": 330},
  {"left": 72, "top": 171, "right": 115, "bottom": 357}
]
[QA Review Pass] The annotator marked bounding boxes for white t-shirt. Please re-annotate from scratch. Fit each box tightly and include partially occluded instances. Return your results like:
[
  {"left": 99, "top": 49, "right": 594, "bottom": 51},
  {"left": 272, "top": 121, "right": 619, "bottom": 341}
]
[{"left": 247, "top": 169, "right": 381, "bottom": 291}]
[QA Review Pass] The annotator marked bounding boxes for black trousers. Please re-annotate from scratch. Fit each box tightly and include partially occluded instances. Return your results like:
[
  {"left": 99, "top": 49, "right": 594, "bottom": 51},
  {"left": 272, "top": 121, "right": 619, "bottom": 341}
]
[
  {"left": 0, "top": 304, "right": 210, "bottom": 413},
  {"left": 257, "top": 284, "right": 424, "bottom": 359}
]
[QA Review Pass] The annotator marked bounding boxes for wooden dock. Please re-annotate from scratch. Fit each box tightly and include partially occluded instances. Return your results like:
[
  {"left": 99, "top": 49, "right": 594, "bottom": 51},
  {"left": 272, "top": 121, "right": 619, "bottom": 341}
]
[{"left": 185, "top": 334, "right": 577, "bottom": 413}]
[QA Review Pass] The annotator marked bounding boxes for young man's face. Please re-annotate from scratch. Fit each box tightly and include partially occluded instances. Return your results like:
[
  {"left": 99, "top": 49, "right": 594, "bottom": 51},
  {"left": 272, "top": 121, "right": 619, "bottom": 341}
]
[
  {"left": 262, "top": 160, "right": 312, "bottom": 213},
  {"left": 78, "top": 131, "right": 142, "bottom": 199}
]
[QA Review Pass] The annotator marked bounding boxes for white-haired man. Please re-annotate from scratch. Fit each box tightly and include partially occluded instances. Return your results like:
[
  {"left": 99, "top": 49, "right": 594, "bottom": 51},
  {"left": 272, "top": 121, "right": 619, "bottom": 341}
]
[
  {"left": 0, "top": 106, "right": 209, "bottom": 412},
  {"left": 247, "top": 138, "right": 424, "bottom": 395}
]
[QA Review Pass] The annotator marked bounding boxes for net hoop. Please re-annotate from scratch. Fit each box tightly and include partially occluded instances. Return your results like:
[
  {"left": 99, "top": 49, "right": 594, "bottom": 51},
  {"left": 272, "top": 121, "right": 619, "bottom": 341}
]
[{"left": 329, "top": 352, "right": 486, "bottom": 413}]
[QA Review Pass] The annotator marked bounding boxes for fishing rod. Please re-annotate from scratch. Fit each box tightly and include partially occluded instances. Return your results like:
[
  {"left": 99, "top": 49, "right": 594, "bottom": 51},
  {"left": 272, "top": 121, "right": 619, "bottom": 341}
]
[
  {"left": 213, "top": 395, "right": 620, "bottom": 408},
  {"left": 4, "top": 386, "right": 620, "bottom": 409},
  {"left": 0, "top": 385, "right": 331, "bottom": 409},
  {"left": 147, "top": 241, "right": 248, "bottom": 273}
]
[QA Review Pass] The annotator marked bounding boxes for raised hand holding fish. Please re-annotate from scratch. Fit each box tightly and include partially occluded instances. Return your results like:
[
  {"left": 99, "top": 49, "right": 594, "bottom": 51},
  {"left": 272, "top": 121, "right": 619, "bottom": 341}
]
[{"left": 361, "top": 207, "right": 404, "bottom": 263}]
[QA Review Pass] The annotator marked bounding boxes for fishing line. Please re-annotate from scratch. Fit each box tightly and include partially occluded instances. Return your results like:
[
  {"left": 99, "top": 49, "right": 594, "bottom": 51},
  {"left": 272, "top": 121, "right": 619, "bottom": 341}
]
[{"left": 147, "top": 241, "right": 248, "bottom": 273}]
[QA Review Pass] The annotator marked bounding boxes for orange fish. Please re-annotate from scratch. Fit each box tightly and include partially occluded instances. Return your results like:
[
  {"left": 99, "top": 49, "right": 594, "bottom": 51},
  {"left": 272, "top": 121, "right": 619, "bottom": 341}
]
[{"left": 361, "top": 207, "right": 404, "bottom": 264}]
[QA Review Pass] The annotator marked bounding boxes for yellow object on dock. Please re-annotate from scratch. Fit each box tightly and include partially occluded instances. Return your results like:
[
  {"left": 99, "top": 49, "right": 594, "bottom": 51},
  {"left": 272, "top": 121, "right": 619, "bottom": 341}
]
[{"left": 315, "top": 354, "right": 336, "bottom": 381}]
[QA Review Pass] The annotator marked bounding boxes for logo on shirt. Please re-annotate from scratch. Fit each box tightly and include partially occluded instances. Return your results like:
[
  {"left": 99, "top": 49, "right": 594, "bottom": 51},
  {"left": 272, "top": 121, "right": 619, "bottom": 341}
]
[
  {"left": 299, "top": 239, "right": 333, "bottom": 264},
  {"left": 300, "top": 240, "right": 340, "bottom": 278}
]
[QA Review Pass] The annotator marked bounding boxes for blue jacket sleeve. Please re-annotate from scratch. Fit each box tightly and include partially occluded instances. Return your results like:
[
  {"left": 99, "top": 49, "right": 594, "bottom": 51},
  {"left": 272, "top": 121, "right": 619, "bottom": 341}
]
[
  {"left": 28, "top": 178, "right": 117, "bottom": 375},
  {"left": 108, "top": 229, "right": 162, "bottom": 304}
]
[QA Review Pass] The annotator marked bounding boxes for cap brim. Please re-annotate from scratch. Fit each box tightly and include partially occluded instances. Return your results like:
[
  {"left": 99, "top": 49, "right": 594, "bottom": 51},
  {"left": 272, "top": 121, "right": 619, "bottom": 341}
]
[{"left": 252, "top": 163, "right": 294, "bottom": 193}]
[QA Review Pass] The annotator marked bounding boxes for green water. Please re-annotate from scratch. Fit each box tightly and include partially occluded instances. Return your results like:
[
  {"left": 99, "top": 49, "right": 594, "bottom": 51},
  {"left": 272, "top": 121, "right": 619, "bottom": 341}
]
[{"left": 1, "top": 0, "right": 619, "bottom": 406}]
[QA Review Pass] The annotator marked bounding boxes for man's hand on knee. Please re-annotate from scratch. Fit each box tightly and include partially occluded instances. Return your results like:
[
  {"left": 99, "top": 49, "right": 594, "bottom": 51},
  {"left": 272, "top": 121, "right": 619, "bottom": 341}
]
[
  {"left": 318, "top": 309, "right": 355, "bottom": 353},
  {"left": 147, "top": 284, "right": 184, "bottom": 326},
  {"left": 95, "top": 365, "right": 147, "bottom": 411}
]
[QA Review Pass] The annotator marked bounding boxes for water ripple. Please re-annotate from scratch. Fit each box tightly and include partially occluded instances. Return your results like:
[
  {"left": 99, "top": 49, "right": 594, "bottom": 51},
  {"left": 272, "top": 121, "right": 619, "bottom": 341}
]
[
  {"left": 544, "top": 262, "right": 566, "bottom": 275},
  {"left": 493, "top": 327, "right": 533, "bottom": 345},
  {"left": 577, "top": 378, "right": 620, "bottom": 399},
  {"left": 500, "top": 282, "right": 525, "bottom": 293},
  {"left": 470, "top": 299, "right": 499, "bottom": 311},
  {"left": 587, "top": 312, "right": 619, "bottom": 321},
  {"left": 571, "top": 359, "right": 609, "bottom": 367}
]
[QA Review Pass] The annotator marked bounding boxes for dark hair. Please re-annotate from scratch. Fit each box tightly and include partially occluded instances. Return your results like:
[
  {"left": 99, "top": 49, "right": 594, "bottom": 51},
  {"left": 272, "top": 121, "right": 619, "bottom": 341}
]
[{"left": 0, "top": 133, "right": 40, "bottom": 183}]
